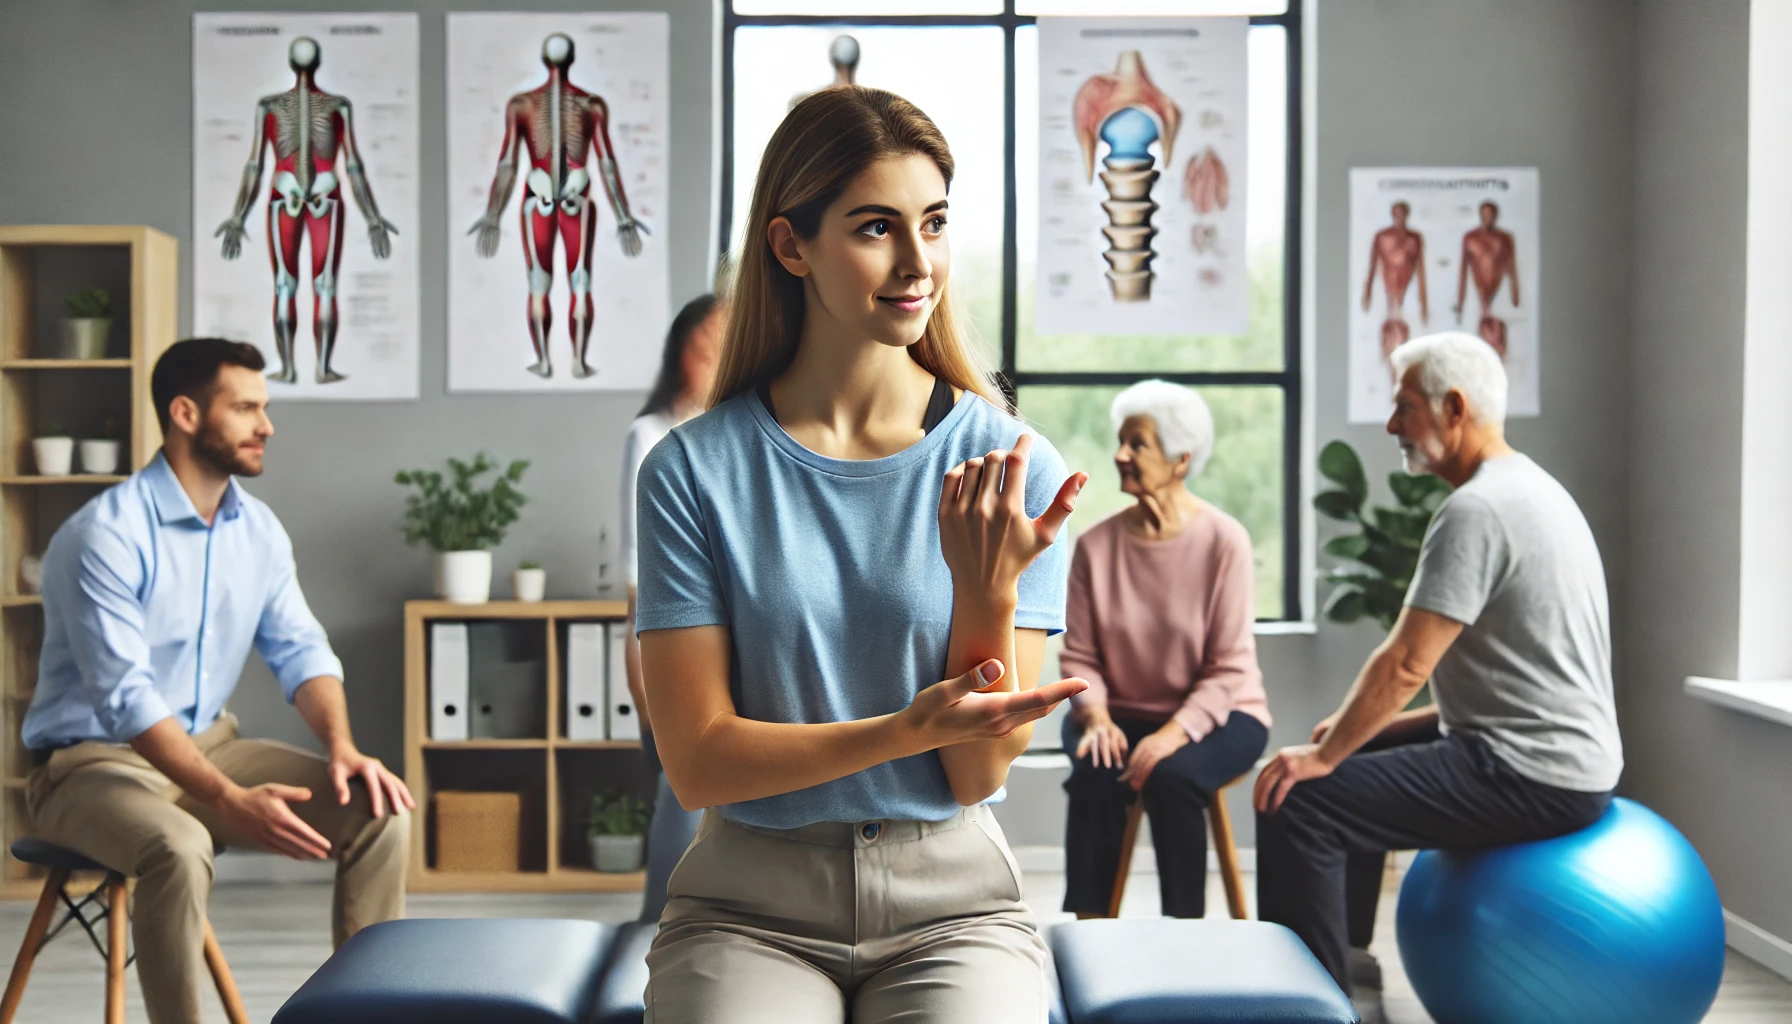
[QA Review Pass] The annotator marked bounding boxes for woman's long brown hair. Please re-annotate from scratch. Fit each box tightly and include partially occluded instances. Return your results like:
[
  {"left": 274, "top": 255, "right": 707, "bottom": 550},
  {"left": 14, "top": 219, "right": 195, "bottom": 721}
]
[{"left": 708, "top": 86, "right": 1004, "bottom": 410}]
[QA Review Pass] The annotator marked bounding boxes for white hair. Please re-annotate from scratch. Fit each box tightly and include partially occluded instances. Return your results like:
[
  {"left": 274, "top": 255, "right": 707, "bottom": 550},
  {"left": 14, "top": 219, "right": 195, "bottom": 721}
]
[
  {"left": 1110, "top": 380, "right": 1215, "bottom": 478},
  {"left": 1388, "top": 332, "right": 1508, "bottom": 426}
]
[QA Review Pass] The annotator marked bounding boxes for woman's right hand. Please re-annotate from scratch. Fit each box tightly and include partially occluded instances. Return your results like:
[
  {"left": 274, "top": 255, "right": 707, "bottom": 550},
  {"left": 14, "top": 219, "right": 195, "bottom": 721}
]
[
  {"left": 902, "top": 659, "right": 1088, "bottom": 748},
  {"left": 938, "top": 433, "right": 1086, "bottom": 602},
  {"left": 1074, "top": 708, "right": 1130, "bottom": 769}
]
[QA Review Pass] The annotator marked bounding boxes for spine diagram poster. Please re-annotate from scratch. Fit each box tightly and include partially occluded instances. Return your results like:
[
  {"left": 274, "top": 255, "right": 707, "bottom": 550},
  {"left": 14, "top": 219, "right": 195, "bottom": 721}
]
[
  {"left": 447, "top": 13, "right": 669, "bottom": 393},
  {"left": 1348, "top": 167, "right": 1541, "bottom": 423},
  {"left": 1036, "top": 17, "right": 1248, "bottom": 337},
  {"left": 193, "top": 13, "right": 420, "bottom": 401}
]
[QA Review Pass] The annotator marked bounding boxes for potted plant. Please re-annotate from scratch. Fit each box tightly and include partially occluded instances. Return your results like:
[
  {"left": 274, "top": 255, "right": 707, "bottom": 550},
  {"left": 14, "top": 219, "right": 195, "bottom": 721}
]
[
  {"left": 394, "top": 454, "right": 529, "bottom": 604},
  {"left": 79, "top": 418, "right": 122, "bottom": 476},
  {"left": 513, "top": 560, "right": 546, "bottom": 603},
  {"left": 59, "top": 287, "right": 113, "bottom": 360},
  {"left": 587, "top": 792, "right": 650, "bottom": 872},
  {"left": 32, "top": 421, "right": 74, "bottom": 477},
  {"left": 1314, "top": 439, "right": 1451, "bottom": 706}
]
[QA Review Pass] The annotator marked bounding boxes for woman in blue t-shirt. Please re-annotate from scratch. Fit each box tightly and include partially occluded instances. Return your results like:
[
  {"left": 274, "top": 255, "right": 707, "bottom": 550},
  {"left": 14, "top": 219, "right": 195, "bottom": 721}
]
[{"left": 635, "top": 86, "right": 1088, "bottom": 1022}]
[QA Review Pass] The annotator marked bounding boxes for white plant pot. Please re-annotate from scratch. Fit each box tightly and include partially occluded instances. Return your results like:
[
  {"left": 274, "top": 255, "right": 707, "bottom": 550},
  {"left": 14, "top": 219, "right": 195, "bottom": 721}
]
[
  {"left": 433, "top": 550, "right": 492, "bottom": 604},
  {"left": 591, "top": 833, "right": 644, "bottom": 873},
  {"left": 78, "top": 439, "right": 120, "bottom": 475},
  {"left": 32, "top": 437, "right": 74, "bottom": 477},
  {"left": 512, "top": 567, "right": 546, "bottom": 602}
]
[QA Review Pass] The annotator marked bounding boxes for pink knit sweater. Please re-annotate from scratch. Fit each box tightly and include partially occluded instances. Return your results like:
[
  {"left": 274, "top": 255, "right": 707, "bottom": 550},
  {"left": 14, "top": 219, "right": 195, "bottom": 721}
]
[{"left": 1060, "top": 506, "right": 1271, "bottom": 741}]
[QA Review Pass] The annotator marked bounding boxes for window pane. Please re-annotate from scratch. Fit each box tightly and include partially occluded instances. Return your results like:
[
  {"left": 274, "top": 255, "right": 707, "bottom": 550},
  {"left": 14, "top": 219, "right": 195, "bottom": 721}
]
[
  {"left": 731, "top": 26, "right": 1006, "bottom": 368},
  {"left": 735, "top": 0, "right": 1003, "bottom": 14},
  {"left": 1019, "top": 384, "right": 1286, "bottom": 619},
  {"left": 1019, "top": 0, "right": 1287, "bottom": 14},
  {"left": 1016, "top": 25, "right": 1287, "bottom": 373}
]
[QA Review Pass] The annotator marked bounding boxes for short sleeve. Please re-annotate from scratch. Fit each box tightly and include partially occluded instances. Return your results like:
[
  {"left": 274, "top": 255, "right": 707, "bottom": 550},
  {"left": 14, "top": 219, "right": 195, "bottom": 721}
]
[
  {"left": 1406, "top": 493, "right": 1507, "bottom": 627},
  {"left": 1015, "top": 432, "right": 1071, "bottom": 635},
  {"left": 634, "top": 435, "right": 729, "bottom": 634}
]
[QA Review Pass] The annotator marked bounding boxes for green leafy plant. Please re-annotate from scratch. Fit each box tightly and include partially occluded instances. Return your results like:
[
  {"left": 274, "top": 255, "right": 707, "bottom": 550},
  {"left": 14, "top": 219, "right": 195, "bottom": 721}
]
[
  {"left": 394, "top": 454, "right": 529, "bottom": 553},
  {"left": 64, "top": 287, "right": 112, "bottom": 319},
  {"left": 518, "top": 560, "right": 542, "bottom": 571},
  {"left": 1314, "top": 440, "right": 1452, "bottom": 630},
  {"left": 587, "top": 792, "right": 650, "bottom": 838}
]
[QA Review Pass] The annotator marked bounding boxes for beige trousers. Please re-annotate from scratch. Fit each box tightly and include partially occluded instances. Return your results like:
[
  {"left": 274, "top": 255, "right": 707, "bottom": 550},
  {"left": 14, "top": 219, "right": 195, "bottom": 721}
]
[
  {"left": 26, "top": 715, "right": 409, "bottom": 1024},
  {"left": 646, "top": 802, "right": 1049, "bottom": 1024}
]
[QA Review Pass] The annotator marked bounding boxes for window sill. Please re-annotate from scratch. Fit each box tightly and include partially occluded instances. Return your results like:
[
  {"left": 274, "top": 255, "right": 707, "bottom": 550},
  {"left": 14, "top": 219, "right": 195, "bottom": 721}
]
[
  {"left": 1255, "top": 620, "right": 1318, "bottom": 636},
  {"left": 1684, "top": 676, "right": 1792, "bottom": 729}
]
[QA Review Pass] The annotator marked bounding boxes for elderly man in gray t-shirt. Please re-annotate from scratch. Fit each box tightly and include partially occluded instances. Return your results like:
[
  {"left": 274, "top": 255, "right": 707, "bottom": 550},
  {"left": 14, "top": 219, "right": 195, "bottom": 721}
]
[{"left": 1252, "top": 332, "right": 1622, "bottom": 1008}]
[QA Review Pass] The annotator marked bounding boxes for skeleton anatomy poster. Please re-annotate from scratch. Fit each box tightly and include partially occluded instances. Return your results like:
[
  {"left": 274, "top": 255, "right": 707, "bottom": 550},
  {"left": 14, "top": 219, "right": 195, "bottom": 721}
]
[
  {"left": 1037, "top": 17, "right": 1248, "bottom": 337},
  {"left": 446, "top": 13, "right": 669, "bottom": 393},
  {"left": 1348, "top": 167, "right": 1541, "bottom": 423},
  {"left": 193, "top": 13, "right": 420, "bottom": 401}
]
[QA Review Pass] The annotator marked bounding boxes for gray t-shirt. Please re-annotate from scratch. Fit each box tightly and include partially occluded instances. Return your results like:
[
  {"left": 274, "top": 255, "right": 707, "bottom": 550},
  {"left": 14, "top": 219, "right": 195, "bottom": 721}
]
[{"left": 1406, "top": 454, "right": 1623, "bottom": 792}]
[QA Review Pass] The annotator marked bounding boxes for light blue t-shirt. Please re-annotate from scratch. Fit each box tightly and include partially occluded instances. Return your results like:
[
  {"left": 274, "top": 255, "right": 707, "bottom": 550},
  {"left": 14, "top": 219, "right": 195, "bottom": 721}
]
[{"left": 635, "top": 388, "right": 1071, "bottom": 828}]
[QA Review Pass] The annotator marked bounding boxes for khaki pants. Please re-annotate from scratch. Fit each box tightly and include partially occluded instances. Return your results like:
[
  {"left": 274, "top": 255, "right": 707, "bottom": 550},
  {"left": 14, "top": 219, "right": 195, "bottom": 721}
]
[
  {"left": 26, "top": 715, "right": 409, "bottom": 1024},
  {"left": 646, "top": 803, "right": 1049, "bottom": 1023}
]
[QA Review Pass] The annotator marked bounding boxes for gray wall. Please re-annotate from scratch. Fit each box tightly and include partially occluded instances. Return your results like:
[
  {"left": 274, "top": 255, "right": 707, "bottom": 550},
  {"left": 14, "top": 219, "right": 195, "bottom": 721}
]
[
  {"left": 0, "top": 0, "right": 718, "bottom": 760},
  {"left": 1625, "top": 0, "right": 1792, "bottom": 943}
]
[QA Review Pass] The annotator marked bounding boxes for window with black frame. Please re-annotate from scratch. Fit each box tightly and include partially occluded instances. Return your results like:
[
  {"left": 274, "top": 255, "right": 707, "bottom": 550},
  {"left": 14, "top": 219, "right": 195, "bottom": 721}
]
[{"left": 720, "top": 0, "right": 1302, "bottom": 620}]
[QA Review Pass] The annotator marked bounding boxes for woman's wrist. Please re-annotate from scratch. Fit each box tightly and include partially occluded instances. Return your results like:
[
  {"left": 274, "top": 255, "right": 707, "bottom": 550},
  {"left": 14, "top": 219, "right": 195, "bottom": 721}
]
[{"left": 951, "top": 579, "right": 1020, "bottom": 611}]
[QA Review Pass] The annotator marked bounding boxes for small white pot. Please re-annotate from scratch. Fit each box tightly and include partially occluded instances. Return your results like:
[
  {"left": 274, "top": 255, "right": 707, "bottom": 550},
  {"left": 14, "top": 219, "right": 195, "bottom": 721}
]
[
  {"left": 78, "top": 439, "right": 120, "bottom": 475},
  {"left": 433, "top": 550, "right": 492, "bottom": 604},
  {"left": 32, "top": 437, "right": 74, "bottom": 477},
  {"left": 512, "top": 567, "right": 546, "bottom": 602},
  {"left": 591, "top": 833, "right": 644, "bottom": 873}
]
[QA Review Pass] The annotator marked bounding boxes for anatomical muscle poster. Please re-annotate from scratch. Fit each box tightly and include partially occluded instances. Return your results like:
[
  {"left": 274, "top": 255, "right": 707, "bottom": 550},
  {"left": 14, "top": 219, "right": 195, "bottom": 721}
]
[
  {"left": 193, "top": 13, "right": 421, "bottom": 400},
  {"left": 446, "top": 13, "right": 669, "bottom": 393},
  {"left": 1037, "top": 17, "right": 1248, "bottom": 337},
  {"left": 1348, "top": 167, "right": 1541, "bottom": 423}
]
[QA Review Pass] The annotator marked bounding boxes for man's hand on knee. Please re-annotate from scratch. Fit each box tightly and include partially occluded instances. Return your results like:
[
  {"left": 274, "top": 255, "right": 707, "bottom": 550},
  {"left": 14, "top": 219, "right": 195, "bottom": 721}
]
[
  {"left": 1253, "top": 744, "right": 1335, "bottom": 815},
  {"left": 328, "top": 746, "right": 415, "bottom": 819},
  {"left": 219, "top": 783, "right": 333, "bottom": 860}
]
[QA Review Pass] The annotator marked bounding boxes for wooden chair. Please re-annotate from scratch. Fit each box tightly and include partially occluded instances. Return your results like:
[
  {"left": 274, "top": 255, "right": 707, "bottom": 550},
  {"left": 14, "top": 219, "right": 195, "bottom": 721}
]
[
  {"left": 0, "top": 838, "right": 248, "bottom": 1024},
  {"left": 1106, "top": 773, "right": 1249, "bottom": 919}
]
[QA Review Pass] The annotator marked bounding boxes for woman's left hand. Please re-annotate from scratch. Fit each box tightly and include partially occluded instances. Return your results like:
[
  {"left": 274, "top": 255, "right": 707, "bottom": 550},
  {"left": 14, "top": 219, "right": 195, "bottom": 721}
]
[
  {"left": 1116, "top": 724, "right": 1191, "bottom": 791},
  {"left": 938, "top": 432, "right": 1087, "bottom": 602}
]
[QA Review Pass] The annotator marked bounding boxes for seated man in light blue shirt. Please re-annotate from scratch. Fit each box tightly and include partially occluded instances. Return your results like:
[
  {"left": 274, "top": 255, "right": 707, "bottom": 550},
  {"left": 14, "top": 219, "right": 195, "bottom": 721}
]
[{"left": 22, "top": 338, "right": 413, "bottom": 1024}]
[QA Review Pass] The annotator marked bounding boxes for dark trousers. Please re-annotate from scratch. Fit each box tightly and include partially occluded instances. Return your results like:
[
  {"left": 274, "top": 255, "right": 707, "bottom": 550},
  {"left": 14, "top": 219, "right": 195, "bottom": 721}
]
[
  {"left": 1255, "top": 724, "right": 1612, "bottom": 995},
  {"left": 1062, "top": 711, "right": 1267, "bottom": 918}
]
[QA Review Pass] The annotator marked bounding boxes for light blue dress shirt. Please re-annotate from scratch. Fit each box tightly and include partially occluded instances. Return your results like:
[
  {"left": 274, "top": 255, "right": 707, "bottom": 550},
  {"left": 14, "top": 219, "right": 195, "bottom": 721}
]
[{"left": 22, "top": 453, "right": 342, "bottom": 749}]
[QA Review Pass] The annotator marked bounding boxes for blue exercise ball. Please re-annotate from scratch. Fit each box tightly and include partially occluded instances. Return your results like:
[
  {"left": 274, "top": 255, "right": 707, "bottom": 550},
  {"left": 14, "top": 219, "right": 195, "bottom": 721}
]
[{"left": 1395, "top": 798, "right": 1724, "bottom": 1024}]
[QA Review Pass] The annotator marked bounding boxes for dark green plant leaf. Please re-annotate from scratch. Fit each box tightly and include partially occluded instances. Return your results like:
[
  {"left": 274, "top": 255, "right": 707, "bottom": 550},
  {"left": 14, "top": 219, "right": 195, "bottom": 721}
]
[
  {"left": 1322, "top": 585, "right": 1368, "bottom": 623},
  {"left": 1322, "top": 534, "right": 1370, "bottom": 560},
  {"left": 1318, "top": 441, "right": 1368, "bottom": 508},
  {"left": 1314, "top": 489, "right": 1361, "bottom": 523},
  {"left": 1389, "top": 471, "right": 1452, "bottom": 512},
  {"left": 1373, "top": 507, "right": 1431, "bottom": 549}
]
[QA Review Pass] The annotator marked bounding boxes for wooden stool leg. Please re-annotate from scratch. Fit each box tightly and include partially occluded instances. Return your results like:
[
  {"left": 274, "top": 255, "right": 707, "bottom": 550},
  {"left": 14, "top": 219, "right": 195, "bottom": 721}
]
[
  {"left": 1209, "top": 782, "right": 1249, "bottom": 920},
  {"left": 105, "top": 879, "right": 127, "bottom": 1024},
  {"left": 0, "top": 867, "right": 69, "bottom": 1024},
  {"left": 204, "top": 920, "right": 250, "bottom": 1024},
  {"left": 1106, "top": 799, "right": 1146, "bottom": 919}
]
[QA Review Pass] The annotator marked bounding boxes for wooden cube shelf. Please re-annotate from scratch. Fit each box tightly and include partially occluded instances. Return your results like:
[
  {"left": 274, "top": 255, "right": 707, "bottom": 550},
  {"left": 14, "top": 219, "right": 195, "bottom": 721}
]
[
  {"left": 0, "top": 225, "right": 177, "bottom": 898},
  {"left": 404, "top": 600, "right": 650, "bottom": 894}
]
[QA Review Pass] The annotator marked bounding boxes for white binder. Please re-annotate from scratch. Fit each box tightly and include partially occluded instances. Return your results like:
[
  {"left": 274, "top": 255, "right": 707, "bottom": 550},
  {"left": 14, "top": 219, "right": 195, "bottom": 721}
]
[
  {"left": 429, "top": 623, "right": 470, "bottom": 741},
  {"left": 565, "top": 623, "right": 608, "bottom": 741},
  {"left": 607, "top": 621, "right": 640, "bottom": 741}
]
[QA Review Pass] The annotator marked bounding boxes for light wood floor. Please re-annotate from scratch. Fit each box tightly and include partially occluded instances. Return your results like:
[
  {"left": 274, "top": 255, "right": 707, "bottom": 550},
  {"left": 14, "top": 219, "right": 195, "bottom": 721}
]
[{"left": 0, "top": 864, "right": 1785, "bottom": 1022}]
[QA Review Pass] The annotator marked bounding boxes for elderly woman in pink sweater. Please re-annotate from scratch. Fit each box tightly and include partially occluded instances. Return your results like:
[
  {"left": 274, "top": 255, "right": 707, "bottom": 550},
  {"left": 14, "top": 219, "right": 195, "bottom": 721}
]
[{"left": 1059, "top": 380, "right": 1271, "bottom": 919}]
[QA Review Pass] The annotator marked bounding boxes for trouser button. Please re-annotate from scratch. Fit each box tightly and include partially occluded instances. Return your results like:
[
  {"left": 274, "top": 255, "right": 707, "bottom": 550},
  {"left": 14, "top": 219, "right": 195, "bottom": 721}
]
[{"left": 860, "top": 821, "right": 881, "bottom": 841}]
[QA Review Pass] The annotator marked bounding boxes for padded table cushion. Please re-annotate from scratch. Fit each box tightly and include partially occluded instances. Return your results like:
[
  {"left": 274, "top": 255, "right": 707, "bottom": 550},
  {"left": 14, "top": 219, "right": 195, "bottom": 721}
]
[
  {"left": 1049, "top": 919, "right": 1358, "bottom": 1024},
  {"left": 272, "top": 918, "right": 615, "bottom": 1024}
]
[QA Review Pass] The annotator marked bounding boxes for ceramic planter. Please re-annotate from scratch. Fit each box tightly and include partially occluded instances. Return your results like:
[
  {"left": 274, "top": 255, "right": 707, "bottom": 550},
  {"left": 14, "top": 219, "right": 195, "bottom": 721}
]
[
  {"left": 434, "top": 550, "right": 492, "bottom": 604},
  {"left": 57, "top": 318, "right": 111, "bottom": 360},
  {"left": 512, "top": 567, "right": 546, "bottom": 602},
  {"left": 32, "top": 437, "right": 74, "bottom": 477},
  {"left": 79, "top": 439, "right": 120, "bottom": 475},
  {"left": 591, "top": 833, "right": 644, "bottom": 873}
]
